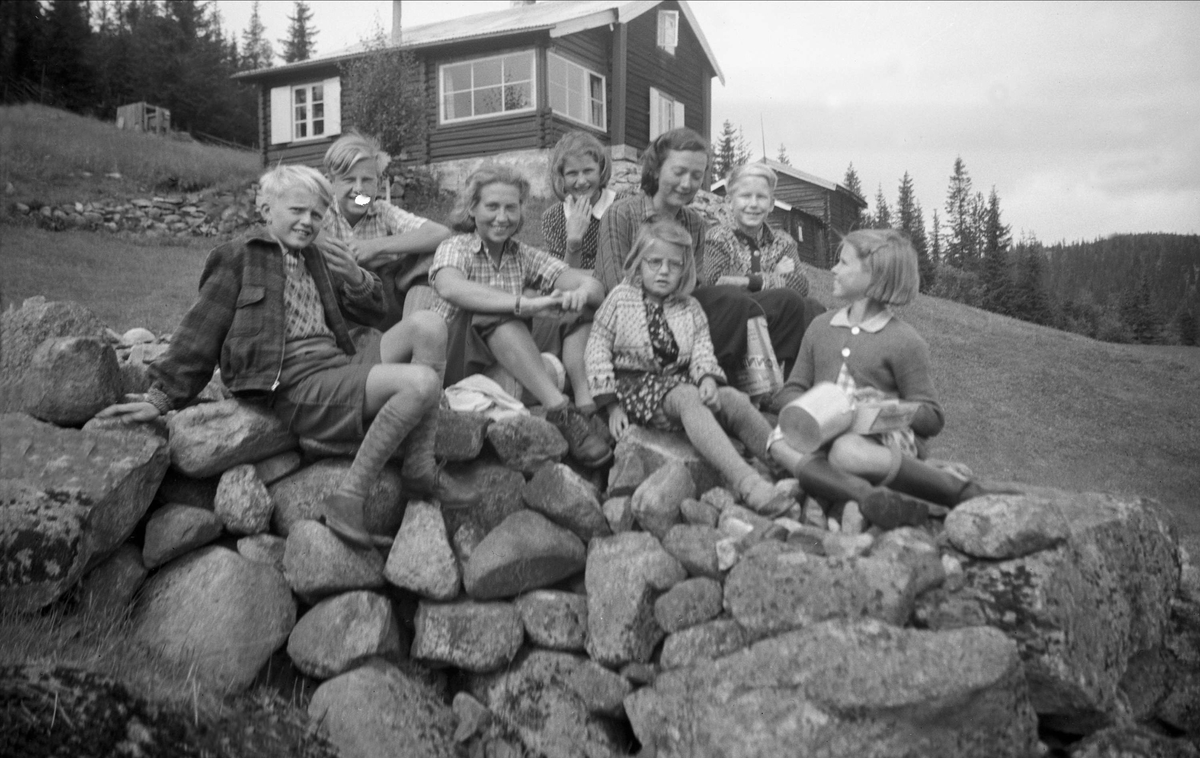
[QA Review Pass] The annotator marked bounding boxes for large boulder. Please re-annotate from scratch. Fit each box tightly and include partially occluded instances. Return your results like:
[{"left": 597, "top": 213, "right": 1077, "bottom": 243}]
[
  {"left": 281, "top": 519, "right": 386, "bottom": 603},
  {"left": 384, "top": 500, "right": 460, "bottom": 600},
  {"left": 213, "top": 464, "right": 274, "bottom": 535},
  {"left": 411, "top": 599, "right": 523, "bottom": 672},
  {"left": 608, "top": 426, "right": 722, "bottom": 497},
  {"left": 78, "top": 543, "right": 146, "bottom": 613},
  {"left": 585, "top": 532, "right": 687, "bottom": 667},
  {"left": 0, "top": 297, "right": 107, "bottom": 414},
  {"left": 521, "top": 463, "right": 609, "bottom": 542},
  {"left": 0, "top": 414, "right": 168, "bottom": 611},
  {"left": 463, "top": 510, "right": 586, "bottom": 600},
  {"left": 723, "top": 546, "right": 918, "bottom": 640},
  {"left": 438, "top": 460, "right": 525, "bottom": 539},
  {"left": 132, "top": 546, "right": 296, "bottom": 690},
  {"left": 631, "top": 461, "right": 695, "bottom": 539},
  {"left": 270, "top": 459, "right": 404, "bottom": 538},
  {"left": 625, "top": 619, "right": 1039, "bottom": 758},
  {"left": 167, "top": 400, "right": 297, "bottom": 477},
  {"left": 287, "top": 591, "right": 402, "bottom": 680},
  {"left": 486, "top": 415, "right": 568, "bottom": 474},
  {"left": 466, "top": 649, "right": 628, "bottom": 758},
  {"left": 514, "top": 590, "right": 589, "bottom": 652},
  {"left": 918, "top": 490, "right": 1180, "bottom": 734},
  {"left": 308, "top": 658, "right": 458, "bottom": 758},
  {"left": 141, "top": 503, "right": 223, "bottom": 569},
  {"left": 23, "top": 336, "right": 122, "bottom": 426}
]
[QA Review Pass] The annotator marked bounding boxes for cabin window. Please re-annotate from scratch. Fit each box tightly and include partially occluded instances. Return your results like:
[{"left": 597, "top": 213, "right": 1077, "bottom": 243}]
[
  {"left": 657, "top": 10, "right": 679, "bottom": 55},
  {"left": 268, "top": 78, "right": 341, "bottom": 145},
  {"left": 548, "top": 53, "right": 606, "bottom": 131},
  {"left": 440, "top": 51, "right": 536, "bottom": 124},
  {"left": 649, "top": 87, "right": 685, "bottom": 139}
]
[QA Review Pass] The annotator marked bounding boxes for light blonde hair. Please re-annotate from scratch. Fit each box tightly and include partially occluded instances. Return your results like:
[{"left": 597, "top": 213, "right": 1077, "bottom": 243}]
[
  {"left": 727, "top": 162, "right": 777, "bottom": 195},
  {"left": 258, "top": 164, "right": 333, "bottom": 208},
  {"left": 624, "top": 217, "right": 698, "bottom": 299},
  {"left": 549, "top": 131, "right": 611, "bottom": 201},
  {"left": 448, "top": 165, "right": 530, "bottom": 235},
  {"left": 839, "top": 228, "right": 920, "bottom": 306},
  {"left": 323, "top": 129, "right": 391, "bottom": 179}
]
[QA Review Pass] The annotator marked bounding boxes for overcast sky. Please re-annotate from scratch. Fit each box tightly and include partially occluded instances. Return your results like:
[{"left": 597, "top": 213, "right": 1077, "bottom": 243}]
[{"left": 216, "top": 0, "right": 1200, "bottom": 243}]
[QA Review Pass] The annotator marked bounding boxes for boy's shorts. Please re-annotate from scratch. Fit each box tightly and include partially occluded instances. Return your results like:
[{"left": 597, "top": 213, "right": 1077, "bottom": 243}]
[{"left": 272, "top": 332, "right": 383, "bottom": 442}]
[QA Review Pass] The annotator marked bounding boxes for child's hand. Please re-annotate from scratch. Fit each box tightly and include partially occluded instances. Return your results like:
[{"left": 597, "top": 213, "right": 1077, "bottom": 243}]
[
  {"left": 554, "top": 288, "right": 589, "bottom": 313},
  {"left": 317, "top": 235, "right": 367, "bottom": 286},
  {"left": 563, "top": 195, "right": 593, "bottom": 244},
  {"left": 699, "top": 377, "right": 720, "bottom": 409},
  {"left": 607, "top": 404, "right": 629, "bottom": 441},
  {"left": 95, "top": 398, "right": 160, "bottom": 423}
]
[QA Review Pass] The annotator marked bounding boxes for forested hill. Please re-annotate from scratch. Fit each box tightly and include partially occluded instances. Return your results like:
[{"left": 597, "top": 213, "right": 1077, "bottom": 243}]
[{"left": 1042, "top": 233, "right": 1200, "bottom": 318}]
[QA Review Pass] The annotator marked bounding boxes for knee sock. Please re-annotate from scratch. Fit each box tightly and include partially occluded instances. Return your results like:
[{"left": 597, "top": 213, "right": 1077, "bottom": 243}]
[
  {"left": 337, "top": 392, "right": 428, "bottom": 503},
  {"left": 670, "top": 397, "right": 758, "bottom": 490},
  {"left": 715, "top": 390, "right": 774, "bottom": 462}
]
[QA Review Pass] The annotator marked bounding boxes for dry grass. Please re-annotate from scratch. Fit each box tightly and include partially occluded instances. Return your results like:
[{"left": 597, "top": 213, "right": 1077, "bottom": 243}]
[{"left": 0, "top": 103, "right": 261, "bottom": 210}]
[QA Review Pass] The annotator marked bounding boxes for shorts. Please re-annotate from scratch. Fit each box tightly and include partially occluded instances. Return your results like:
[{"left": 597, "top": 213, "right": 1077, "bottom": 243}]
[{"left": 271, "top": 332, "right": 383, "bottom": 442}]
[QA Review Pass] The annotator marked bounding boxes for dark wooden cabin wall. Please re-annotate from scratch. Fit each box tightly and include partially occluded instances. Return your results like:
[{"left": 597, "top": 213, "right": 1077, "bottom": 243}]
[{"left": 622, "top": 1, "right": 710, "bottom": 151}]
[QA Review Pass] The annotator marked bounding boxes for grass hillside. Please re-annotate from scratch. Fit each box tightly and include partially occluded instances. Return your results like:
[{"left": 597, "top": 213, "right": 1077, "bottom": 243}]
[{"left": 0, "top": 103, "right": 261, "bottom": 213}]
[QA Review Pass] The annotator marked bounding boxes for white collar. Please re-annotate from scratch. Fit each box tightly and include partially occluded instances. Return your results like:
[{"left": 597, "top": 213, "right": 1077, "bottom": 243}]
[
  {"left": 590, "top": 189, "right": 616, "bottom": 220},
  {"left": 830, "top": 306, "right": 893, "bottom": 333}
]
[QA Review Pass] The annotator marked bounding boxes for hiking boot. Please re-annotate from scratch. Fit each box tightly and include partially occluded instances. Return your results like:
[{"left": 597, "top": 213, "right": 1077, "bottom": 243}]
[
  {"left": 546, "top": 403, "right": 613, "bottom": 469},
  {"left": 319, "top": 492, "right": 394, "bottom": 550}
]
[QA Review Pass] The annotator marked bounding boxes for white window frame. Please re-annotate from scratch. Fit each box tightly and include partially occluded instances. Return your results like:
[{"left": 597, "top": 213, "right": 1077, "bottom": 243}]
[
  {"left": 269, "top": 77, "right": 340, "bottom": 145},
  {"left": 649, "top": 86, "right": 685, "bottom": 139},
  {"left": 657, "top": 10, "right": 679, "bottom": 55},
  {"left": 547, "top": 52, "right": 606, "bottom": 131},
  {"left": 438, "top": 50, "right": 537, "bottom": 125}
]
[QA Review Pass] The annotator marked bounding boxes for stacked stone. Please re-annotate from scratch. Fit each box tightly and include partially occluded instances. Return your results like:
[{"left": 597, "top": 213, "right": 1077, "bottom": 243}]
[
  {"left": 2, "top": 297, "right": 1199, "bottom": 758},
  {"left": 11, "top": 184, "right": 258, "bottom": 238}
]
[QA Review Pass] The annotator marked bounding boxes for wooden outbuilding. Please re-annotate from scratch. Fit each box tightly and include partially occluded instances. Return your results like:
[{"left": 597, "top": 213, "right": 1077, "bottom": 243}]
[{"left": 233, "top": 1, "right": 723, "bottom": 184}]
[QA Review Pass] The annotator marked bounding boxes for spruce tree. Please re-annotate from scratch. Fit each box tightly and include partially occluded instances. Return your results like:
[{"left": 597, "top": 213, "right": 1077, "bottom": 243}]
[
  {"left": 713, "top": 120, "right": 738, "bottom": 180},
  {"left": 776, "top": 143, "right": 792, "bottom": 166},
  {"left": 912, "top": 201, "right": 935, "bottom": 293},
  {"left": 842, "top": 163, "right": 866, "bottom": 229},
  {"left": 241, "top": 0, "right": 274, "bottom": 70},
  {"left": 979, "top": 188, "right": 1014, "bottom": 315},
  {"left": 872, "top": 184, "right": 891, "bottom": 229},
  {"left": 1013, "top": 238, "right": 1053, "bottom": 325},
  {"left": 280, "top": 0, "right": 317, "bottom": 63},
  {"left": 944, "top": 157, "right": 977, "bottom": 270},
  {"left": 40, "top": 0, "right": 94, "bottom": 110}
]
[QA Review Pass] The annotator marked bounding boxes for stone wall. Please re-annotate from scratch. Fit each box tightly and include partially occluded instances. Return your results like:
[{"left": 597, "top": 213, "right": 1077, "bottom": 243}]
[{"left": 3, "top": 297, "right": 1199, "bottom": 758}]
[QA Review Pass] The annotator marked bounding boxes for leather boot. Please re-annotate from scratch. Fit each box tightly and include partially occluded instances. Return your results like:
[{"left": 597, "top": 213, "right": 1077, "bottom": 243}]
[
  {"left": 399, "top": 407, "right": 481, "bottom": 505},
  {"left": 884, "top": 456, "right": 982, "bottom": 507},
  {"left": 794, "top": 454, "right": 929, "bottom": 530}
]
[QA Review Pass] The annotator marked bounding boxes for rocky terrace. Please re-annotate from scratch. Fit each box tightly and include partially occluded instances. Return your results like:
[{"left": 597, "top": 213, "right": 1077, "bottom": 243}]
[{"left": 2, "top": 296, "right": 1199, "bottom": 758}]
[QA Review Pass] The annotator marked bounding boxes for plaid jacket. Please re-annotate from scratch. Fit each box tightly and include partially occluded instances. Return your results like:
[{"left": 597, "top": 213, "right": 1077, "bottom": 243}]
[{"left": 148, "top": 227, "right": 384, "bottom": 410}]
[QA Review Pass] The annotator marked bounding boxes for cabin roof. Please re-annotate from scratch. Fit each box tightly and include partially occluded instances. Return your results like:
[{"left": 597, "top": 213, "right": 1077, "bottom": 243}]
[{"left": 235, "top": 1, "right": 723, "bottom": 84}]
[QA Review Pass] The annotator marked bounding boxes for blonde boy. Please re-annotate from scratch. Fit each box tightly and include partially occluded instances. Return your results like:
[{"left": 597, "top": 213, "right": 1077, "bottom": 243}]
[
  {"left": 100, "top": 164, "right": 474, "bottom": 549},
  {"left": 320, "top": 130, "right": 452, "bottom": 327}
]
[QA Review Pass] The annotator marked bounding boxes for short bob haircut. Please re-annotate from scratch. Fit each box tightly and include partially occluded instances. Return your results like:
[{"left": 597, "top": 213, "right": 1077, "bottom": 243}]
[
  {"left": 447, "top": 164, "right": 531, "bottom": 235},
  {"left": 837, "top": 228, "right": 920, "bottom": 307},
  {"left": 548, "top": 131, "right": 611, "bottom": 201},
  {"left": 623, "top": 217, "right": 699, "bottom": 300},
  {"left": 323, "top": 129, "right": 391, "bottom": 179},
  {"left": 258, "top": 164, "right": 333, "bottom": 209},
  {"left": 640, "top": 127, "right": 710, "bottom": 197},
  {"left": 727, "top": 162, "right": 778, "bottom": 196}
]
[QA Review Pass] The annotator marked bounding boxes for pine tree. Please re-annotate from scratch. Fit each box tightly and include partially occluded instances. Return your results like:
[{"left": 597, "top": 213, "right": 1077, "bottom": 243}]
[
  {"left": 280, "top": 0, "right": 317, "bottom": 63},
  {"left": 734, "top": 126, "right": 752, "bottom": 167},
  {"left": 241, "top": 0, "right": 273, "bottom": 70},
  {"left": 979, "top": 188, "right": 1014, "bottom": 315},
  {"left": 871, "top": 184, "right": 891, "bottom": 229},
  {"left": 842, "top": 163, "right": 866, "bottom": 230},
  {"left": 1012, "top": 236, "right": 1053, "bottom": 325},
  {"left": 40, "top": 0, "right": 94, "bottom": 110},
  {"left": 776, "top": 143, "right": 791, "bottom": 166},
  {"left": 944, "top": 156, "right": 977, "bottom": 270},
  {"left": 895, "top": 172, "right": 917, "bottom": 235},
  {"left": 1120, "top": 269, "right": 1161, "bottom": 344},
  {"left": 713, "top": 120, "right": 738, "bottom": 180},
  {"left": 912, "top": 201, "right": 935, "bottom": 293}
]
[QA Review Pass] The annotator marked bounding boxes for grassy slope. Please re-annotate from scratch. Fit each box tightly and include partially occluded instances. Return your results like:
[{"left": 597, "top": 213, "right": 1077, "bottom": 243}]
[
  {"left": 806, "top": 265, "right": 1200, "bottom": 535},
  {"left": 0, "top": 103, "right": 261, "bottom": 212}
]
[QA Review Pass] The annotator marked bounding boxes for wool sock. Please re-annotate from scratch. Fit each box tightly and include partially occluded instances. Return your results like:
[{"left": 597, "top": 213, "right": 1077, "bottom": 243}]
[{"left": 337, "top": 391, "right": 427, "bottom": 503}]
